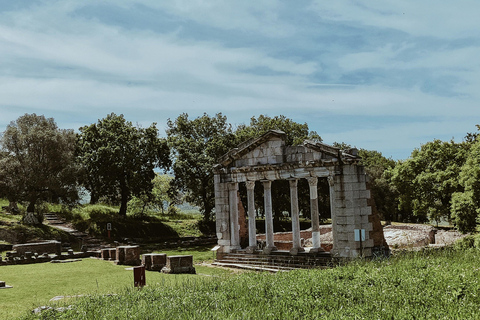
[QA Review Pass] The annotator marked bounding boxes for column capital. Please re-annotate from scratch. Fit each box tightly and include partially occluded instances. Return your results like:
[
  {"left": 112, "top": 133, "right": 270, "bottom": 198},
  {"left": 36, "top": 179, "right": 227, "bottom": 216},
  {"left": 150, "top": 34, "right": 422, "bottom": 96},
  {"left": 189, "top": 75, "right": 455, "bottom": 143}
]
[
  {"left": 261, "top": 180, "right": 272, "bottom": 189},
  {"left": 227, "top": 182, "right": 238, "bottom": 191},
  {"left": 288, "top": 179, "right": 298, "bottom": 188},
  {"left": 327, "top": 175, "right": 335, "bottom": 187},
  {"left": 307, "top": 176, "right": 318, "bottom": 187},
  {"left": 246, "top": 180, "right": 256, "bottom": 190}
]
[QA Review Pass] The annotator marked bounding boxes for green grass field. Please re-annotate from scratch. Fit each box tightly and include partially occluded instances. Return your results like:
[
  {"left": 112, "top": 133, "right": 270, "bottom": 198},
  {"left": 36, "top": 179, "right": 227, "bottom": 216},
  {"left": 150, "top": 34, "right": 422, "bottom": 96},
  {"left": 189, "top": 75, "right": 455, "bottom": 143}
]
[{"left": 2, "top": 247, "right": 477, "bottom": 319}]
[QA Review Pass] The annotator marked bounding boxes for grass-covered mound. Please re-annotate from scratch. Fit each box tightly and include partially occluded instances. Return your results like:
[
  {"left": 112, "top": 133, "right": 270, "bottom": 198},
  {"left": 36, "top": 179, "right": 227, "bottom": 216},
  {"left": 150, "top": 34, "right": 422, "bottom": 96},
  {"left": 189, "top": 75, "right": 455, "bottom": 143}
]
[{"left": 23, "top": 248, "right": 480, "bottom": 320}]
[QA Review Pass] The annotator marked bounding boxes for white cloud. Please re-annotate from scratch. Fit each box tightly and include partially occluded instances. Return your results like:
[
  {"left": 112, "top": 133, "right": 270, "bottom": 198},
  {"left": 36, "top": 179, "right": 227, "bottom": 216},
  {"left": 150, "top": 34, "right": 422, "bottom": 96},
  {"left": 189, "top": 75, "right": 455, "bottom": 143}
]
[
  {"left": 1, "top": 1, "right": 480, "bottom": 160},
  {"left": 310, "top": 0, "right": 480, "bottom": 39}
]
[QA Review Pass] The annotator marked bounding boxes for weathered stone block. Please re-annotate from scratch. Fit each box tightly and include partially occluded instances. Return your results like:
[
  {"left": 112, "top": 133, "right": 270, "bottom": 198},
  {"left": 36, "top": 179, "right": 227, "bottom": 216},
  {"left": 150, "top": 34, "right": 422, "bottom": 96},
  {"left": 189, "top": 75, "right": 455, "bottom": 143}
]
[
  {"left": 361, "top": 207, "right": 372, "bottom": 216},
  {"left": 13, "top": 241, "right": 61, "bottom": 256},
  {"left": 109, "top": 248, "right": 117, "bottom": 260},
  {"left": 142, "top": 253, "right": 167, "bottom": 271},
  {"left": 116, "top": 246, "right": 141, "bottom": 266},
  {"left": 101, "top": 248, "right": 111, "bottom": 260},
  {"left": 161, "top": 255, "right": 195, "bottom": 274}
]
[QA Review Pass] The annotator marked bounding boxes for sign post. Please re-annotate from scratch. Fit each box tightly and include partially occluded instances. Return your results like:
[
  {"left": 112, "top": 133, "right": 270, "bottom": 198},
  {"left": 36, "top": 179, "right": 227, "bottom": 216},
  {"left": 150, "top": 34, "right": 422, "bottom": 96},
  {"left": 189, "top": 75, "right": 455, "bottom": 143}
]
[
  {"left": 107, "top": 223, "right": 112, "bottom": 239},
  {"left": 354, "top": 229, "right": 365, "bottom": 257}
]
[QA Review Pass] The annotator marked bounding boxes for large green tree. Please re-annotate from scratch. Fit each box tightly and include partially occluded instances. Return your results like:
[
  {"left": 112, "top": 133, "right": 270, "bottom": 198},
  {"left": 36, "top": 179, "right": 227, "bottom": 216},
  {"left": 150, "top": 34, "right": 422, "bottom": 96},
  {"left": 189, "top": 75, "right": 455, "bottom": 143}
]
[
  {"left": 77, "top": 113, "right": 170, "bottom": 216},
  {"left": 235, "top": 115, "right": 321, "bottom": 146},
  {"left": 451, "top": 133, "right": 480, "bottom": 232},
  {"left": 389, "top": 139, "right": 468, "bottom": 224},
  {"left": 167, "top": 113, "right": 236, "bottom": 221},
  {"left": 0, "top": 113, "right": 79, "bottom": 213}
]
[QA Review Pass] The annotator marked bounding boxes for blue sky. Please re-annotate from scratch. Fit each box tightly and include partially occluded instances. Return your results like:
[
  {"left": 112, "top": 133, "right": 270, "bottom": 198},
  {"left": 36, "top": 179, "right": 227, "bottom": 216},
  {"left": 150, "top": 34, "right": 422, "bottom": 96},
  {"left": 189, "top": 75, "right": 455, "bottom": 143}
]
[{"left": 1, "top": 1, "right": 479, "bottom": 159}]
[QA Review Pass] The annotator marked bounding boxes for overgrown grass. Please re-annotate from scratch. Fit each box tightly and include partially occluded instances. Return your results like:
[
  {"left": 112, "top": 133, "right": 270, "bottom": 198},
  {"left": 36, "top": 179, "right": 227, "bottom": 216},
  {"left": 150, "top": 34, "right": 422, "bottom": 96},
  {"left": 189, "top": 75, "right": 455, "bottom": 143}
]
[{"left": 21, "top": 248, "right": 480, "bottom": 320}]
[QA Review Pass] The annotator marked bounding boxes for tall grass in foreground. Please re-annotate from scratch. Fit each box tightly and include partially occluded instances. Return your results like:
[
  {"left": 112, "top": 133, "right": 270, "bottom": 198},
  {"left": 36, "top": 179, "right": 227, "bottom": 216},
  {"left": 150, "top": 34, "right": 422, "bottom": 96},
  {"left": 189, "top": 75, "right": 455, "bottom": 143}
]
[{"left": 24, "top": 248, "right": 480, "bottom": 320}]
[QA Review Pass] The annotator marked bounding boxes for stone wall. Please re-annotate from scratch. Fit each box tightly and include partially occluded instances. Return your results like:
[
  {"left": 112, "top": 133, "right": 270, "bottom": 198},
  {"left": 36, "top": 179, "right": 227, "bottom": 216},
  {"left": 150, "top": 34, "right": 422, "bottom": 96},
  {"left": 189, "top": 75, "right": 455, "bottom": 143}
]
[
  {"left": 12, "top": 241, "right": 61, "bottom": 256},
  {"left": 330, "top": 165, "right": 376, "bottom": 258}
]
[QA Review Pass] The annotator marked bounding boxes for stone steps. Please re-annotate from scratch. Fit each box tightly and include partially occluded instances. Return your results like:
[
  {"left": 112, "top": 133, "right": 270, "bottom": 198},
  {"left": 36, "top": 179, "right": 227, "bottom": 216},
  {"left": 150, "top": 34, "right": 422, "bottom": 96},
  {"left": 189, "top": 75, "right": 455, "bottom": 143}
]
[
  {"left": 214, "top": 251, "right": 333, "bottom": 272},
  {"left": 44, "top": 213, "right": 65, "bottom": 225}
]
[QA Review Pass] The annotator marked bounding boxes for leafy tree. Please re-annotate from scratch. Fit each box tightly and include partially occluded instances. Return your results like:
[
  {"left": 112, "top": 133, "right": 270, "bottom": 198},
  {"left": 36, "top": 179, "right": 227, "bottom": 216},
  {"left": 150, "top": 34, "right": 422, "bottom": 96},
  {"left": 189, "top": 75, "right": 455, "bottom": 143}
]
[
  {"left": 0, "top": 113, "right": 79, "bottom": 213},
  {"left": 451, "top": 134, "right": 480, "bottom": 232},
  {"left": 128, "top": 174, "right": 178, "bottom": 215},
  {"left": 389, "top": 139, "right": 468, "bottom": 224},
  {"left": 235, "top": 115, "right": 321, "bottom": 146},
  {"left": 77, "top": 113, "right": 170, "bottom": 216},
  {"left": 167, "top": 113, "right": 236, "bottom": 221}
]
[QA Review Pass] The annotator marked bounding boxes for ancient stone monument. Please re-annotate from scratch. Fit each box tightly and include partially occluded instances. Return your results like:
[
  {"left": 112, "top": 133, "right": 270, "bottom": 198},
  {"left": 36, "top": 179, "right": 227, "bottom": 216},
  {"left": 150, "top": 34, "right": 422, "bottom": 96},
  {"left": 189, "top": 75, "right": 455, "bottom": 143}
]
[
  {"left": 214, "top": 130, "right": 388, "bottom": 258},
  {"left": 12, "top": 241, "right": 61, "bottom": 256},
  {"left": 142, "top": 253, "right": 167, "bottom": 271},
  {"left": 161, "top": 255, "right": 195, "bottom": 274},
  {"left": 115, "top": 246, "right": 141, "bottom": 266}
]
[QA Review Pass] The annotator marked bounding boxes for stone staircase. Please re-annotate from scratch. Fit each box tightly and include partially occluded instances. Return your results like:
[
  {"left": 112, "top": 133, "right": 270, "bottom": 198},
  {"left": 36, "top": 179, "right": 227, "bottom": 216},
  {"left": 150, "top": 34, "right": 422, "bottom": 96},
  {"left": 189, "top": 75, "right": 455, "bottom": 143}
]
[
  {"left": 212, "top": 251, "right": 333, "bottom": 273},
  {"left": 43, "top": 213, "right": 107, "bottom": 251}
]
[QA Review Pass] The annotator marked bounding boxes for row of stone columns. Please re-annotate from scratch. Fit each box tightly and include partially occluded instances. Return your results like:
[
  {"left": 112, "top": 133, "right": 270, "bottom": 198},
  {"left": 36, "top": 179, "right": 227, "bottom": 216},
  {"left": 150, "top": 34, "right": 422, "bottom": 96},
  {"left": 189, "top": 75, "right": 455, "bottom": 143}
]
[{"left": 230, "top": 176, "right": 325, "bottom": 254}]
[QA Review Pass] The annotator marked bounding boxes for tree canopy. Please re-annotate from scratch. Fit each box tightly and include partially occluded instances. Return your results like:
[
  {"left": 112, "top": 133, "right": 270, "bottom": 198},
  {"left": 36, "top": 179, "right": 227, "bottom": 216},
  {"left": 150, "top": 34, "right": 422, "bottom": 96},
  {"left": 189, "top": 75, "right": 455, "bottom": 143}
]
[
  {"left": 77, "top": 113, "right": 170, "bottom": 216},
  {"left": 167, "top": 113, "right": 236, "bottom": 221},
  {"left": 235, "top": 115, "right": 322, "bottom": 146},
  {"left": 389, "top": 139, "right": 468, "bottom": 225},
  {"left": 0, "top": 113, "right": 79, "bottom": 212}
]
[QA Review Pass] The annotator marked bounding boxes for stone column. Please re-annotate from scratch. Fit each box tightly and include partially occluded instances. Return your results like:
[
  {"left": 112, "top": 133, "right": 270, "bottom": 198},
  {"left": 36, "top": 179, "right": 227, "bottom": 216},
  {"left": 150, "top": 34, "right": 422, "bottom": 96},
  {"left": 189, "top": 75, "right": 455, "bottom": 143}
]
[
  {"left": 328, "top": 174, "right": 337, "bottom": 252},
  {"left": 246, "top": 181, "right": 257, "bottom": 253},
  {"left": 308, "top": 176, "right": 322, "bottom": 252},
  {"left": 262, "top": 180, "right": 277, "bottom": 253},
  {"left": 289, "top": 179, "right": 304, "bottom": 255},
  {"left": 228, "top": 183, "right": 241, "bottom": 251}
]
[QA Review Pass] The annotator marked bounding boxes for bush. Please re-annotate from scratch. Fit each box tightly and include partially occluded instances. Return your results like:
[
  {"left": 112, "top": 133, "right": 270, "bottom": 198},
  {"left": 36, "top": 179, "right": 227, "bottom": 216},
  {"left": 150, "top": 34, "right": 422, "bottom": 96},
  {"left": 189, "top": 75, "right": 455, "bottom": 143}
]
[{"left": 454, "top": 235, "right": 476, "bottom": 249}]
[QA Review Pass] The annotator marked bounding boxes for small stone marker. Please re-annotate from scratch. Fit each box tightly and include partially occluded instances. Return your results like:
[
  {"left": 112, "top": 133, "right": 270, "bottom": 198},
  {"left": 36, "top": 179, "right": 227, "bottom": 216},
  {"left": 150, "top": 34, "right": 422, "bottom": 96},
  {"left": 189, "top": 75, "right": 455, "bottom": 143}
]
[{"left": 133, "top": 265, "right": 146, "bottom": 287}]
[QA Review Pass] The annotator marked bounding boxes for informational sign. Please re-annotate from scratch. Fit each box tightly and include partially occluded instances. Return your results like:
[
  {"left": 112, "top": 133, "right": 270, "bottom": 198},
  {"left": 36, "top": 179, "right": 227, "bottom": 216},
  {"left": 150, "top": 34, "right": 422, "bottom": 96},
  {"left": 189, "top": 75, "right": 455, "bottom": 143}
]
[
  {"left": 106, "top": 223, "right": 112, "bottom": 231},
  {"left": 354, "top": 229, "right": 365, "bottom": 242}
]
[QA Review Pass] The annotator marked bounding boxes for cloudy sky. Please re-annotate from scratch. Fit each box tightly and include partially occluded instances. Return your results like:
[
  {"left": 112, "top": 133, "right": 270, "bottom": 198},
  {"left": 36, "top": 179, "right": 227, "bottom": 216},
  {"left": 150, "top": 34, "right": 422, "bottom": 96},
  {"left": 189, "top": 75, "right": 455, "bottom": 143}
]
[{"left": 1, "top": 1, "right": 479, "bottom": 160}]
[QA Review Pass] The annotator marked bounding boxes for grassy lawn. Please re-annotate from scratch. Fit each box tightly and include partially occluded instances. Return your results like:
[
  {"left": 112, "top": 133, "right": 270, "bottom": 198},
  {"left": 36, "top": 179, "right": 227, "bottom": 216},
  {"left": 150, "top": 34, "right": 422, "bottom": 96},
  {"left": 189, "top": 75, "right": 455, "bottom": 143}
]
[
  {"left": 15, "top": 248, "right": 480, "bottom": 320},
  {"left": 1, "top": 256, "right": 233, "bottom": 319}
]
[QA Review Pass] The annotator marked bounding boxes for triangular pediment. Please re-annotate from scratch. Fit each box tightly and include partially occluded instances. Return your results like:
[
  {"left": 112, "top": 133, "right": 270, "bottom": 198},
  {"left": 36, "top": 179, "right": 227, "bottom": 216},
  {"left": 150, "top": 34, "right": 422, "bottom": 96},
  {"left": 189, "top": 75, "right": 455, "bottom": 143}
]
[{"left": 216, "top": 130, "right": 358, "bottom": 169}]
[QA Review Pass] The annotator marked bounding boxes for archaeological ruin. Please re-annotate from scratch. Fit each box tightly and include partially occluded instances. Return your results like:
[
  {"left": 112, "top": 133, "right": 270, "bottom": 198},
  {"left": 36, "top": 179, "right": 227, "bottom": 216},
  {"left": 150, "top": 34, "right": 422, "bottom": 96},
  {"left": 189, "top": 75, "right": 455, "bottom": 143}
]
[{"left": 214, "top": 130, "right": 388, "bottom": 259}]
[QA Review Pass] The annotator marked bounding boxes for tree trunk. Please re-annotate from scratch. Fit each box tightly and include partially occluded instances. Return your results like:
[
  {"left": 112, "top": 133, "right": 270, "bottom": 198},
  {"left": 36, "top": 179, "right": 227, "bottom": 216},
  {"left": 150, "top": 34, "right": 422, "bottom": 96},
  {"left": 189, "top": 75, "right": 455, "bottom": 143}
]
[
  {"left": 27, "top": 200, "right": 36, "bottom": 213},
  {"left": 119, "top": 178, "right": 129, "bottom": 216},
  {"left": 119, "top": 198, "right": 128, "bottom": 216},
  {"left": 90, "top": 191, "right": 99, "bottom": 204}
]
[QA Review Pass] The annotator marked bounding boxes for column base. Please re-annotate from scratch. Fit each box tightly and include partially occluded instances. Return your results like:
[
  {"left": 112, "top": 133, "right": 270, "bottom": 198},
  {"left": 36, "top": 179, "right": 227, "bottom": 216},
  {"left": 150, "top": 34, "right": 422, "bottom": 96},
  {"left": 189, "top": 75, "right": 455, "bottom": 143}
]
[
  {"left": 289, "top": 247, "right": 305, "bottom": 256},
  {"left": 308, "top": 247, "right": 325, "bottom": 254},
  {"left": 262, "top": 246, "right": 277, "bottom": 255},
  {"left": 246, "top": 246, "right": 257, "bottom": 254},
  {"left": 228, "top": 246, "right": 241, "bottom": 253}
]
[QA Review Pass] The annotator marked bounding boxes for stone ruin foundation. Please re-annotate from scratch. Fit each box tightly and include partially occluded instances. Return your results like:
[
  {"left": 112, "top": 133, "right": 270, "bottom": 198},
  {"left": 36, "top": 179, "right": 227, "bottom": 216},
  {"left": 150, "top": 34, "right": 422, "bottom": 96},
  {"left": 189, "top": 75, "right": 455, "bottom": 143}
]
[
  {"left": 13, "top": 241, "right": 61, "bottom": 256},
  {"left": 161, "top": 255, "right": 196, "bottom": 274},
  {"left": 115, "top": 246, "right": 141, "bottom": 266},
  {"left": 214, "top": 130, "right": 389, "bottom": 259},
  {"left": 142, "top": 253, "right": 167, "bottom": 271}
]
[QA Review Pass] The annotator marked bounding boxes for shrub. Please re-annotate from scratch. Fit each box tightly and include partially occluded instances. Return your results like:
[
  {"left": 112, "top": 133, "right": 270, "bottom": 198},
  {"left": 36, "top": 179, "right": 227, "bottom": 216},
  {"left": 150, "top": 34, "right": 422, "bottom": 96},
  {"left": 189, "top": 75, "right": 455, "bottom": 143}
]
[{"left": 454, "top": 235, "right": 475, "bottom": 249}]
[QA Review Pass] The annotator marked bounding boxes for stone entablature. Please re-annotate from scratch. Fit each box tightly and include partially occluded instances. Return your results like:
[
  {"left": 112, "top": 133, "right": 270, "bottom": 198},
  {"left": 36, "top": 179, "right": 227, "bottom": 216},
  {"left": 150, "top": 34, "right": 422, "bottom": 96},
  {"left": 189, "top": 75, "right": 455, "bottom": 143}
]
[{"left": 214, "top": 130, "right": 387, "bottom": 258}]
